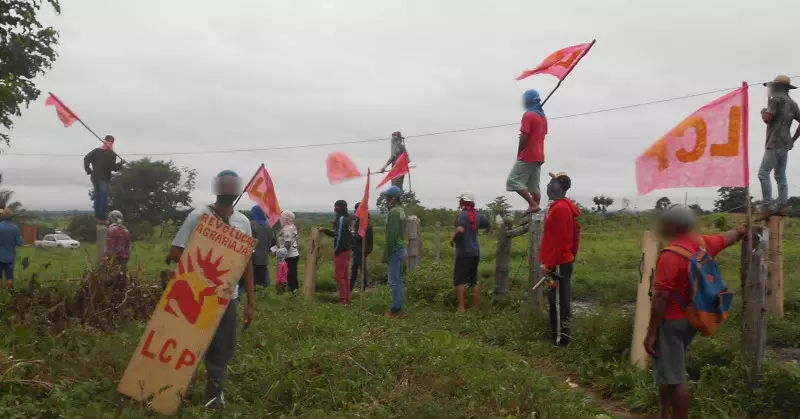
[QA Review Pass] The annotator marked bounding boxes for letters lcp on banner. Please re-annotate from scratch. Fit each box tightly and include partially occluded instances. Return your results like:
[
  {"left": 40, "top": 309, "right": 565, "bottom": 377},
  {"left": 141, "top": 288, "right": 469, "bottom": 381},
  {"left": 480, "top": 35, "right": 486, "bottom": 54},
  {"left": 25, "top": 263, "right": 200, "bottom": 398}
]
[{"left": 118, "top": 213, "right": 255, "bottom": 414}]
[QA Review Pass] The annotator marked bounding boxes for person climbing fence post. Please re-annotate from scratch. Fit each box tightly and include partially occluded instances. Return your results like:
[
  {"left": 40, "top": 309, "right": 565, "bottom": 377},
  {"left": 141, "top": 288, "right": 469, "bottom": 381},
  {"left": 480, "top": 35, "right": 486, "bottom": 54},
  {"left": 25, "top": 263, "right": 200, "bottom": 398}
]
[
  {"left": 759, "top": 75, "right": 800, "bottom": 216},
  {"left": 506, "top": 90, "right": 548, "bottom": 215},
  {"left": 380, "top": 131, "right": 409, "bottom": 190},
  {"left": 83, "top": 135, "right": 123, "bottom": 224}
]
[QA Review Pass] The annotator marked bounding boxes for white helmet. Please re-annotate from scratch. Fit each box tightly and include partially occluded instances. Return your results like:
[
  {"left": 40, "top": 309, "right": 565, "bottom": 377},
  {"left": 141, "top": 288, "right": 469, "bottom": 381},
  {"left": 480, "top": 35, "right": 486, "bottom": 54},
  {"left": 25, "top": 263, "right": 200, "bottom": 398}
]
[{"left": 457, "top": 191, "right": 476, "bottom": 202}]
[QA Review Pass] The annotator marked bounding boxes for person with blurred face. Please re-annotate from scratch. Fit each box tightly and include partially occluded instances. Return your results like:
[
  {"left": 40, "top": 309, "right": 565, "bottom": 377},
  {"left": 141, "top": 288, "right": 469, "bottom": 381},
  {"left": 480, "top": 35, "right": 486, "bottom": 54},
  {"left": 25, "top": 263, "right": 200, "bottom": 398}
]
[
  {"left": 506, "top": 90, "right": 548, "bottom": 215},
  {"left": 0, "top": 209, "right": 23, "bottom": 290},
  {"left": 105, "top": 210, "right": 131, "bottom": 275},
  {"left": 450, "top": 191, "right": 489, "bottom": 312},
  {"left": 645, "top": 204, "right": 746, "bottom": 419},
  {"left": 320, "top": 200, "right": 354, "bottom": 305},
  {"left": 382, "top": 186, "right": 406, "bottom": 317},
  {"left": 164, "top": 170, "right": 255, "bottom": 409},
  {"left": 83, "top": 135, "right": 124, "bottom": 224},
  {"left": 759, "top": 75, "right": 800, "bottom": 216}
]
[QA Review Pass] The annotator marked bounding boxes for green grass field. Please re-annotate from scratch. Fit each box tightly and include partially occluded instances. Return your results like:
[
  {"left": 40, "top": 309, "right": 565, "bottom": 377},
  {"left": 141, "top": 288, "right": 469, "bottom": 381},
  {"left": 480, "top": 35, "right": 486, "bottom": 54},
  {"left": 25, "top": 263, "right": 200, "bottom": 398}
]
[{"left": 1, "top": 214, "right": 799, "bottom": 418}]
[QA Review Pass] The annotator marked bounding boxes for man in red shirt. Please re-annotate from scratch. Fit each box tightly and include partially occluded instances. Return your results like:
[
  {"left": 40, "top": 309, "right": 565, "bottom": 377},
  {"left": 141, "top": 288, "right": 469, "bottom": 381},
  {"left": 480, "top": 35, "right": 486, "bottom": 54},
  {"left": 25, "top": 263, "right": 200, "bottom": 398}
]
[
  {"left": 538, "top": 172, "right": 580, "bottom": 346},
  {"left": 645, "top": 204, "right": 746, "bottom": 419},
  {"left": 506, "top": 89, "right": 548, "bottom": 214}
]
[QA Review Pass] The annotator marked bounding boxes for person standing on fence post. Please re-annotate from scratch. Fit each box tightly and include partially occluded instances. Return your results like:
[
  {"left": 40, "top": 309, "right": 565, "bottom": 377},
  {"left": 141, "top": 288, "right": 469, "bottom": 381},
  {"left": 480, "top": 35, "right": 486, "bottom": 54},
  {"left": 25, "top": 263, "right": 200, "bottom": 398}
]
[
  {"left": 249, "top": 205, "right": 274, "bottom": 288},
  {"left": 538, "top": 172, "right": 580, "bottom": 346},
  {"left": 380, "top": 131, "right": 409, "bottom": 189},
  {"left": 350, "top": 202, "right": 374, "bottom": 292},
  {"left": 0, "top": 209, "right": 23, "bottom": 290},
  {"left": 450, "top": 191, "right": 489, "bottom": 312},
  {"left": 382, "top": 186, "right": 407, "bottom": 317},
  {"left": 165, "top": 170, "right": 255, "bottom": 409},
  {"left": 644, "top": 204, "right": 746, "bottom": 419},
  {"left": 320, "top": 200, "right": 354, "bottom": 305},
  {"left": 506, "top": 89, "right": 548, "bottom": 215},
  {"left": 278, "top": 211, "right": 300, "bottom": 293},
  {"left": 759, "top": 75, "right": 800, "bottom": 216},
  {"left": 83, "top": 135, "right": 123, "bottom": 224},
  {"left": 105, "top": 210, "right": 131, "bottom": 275}
]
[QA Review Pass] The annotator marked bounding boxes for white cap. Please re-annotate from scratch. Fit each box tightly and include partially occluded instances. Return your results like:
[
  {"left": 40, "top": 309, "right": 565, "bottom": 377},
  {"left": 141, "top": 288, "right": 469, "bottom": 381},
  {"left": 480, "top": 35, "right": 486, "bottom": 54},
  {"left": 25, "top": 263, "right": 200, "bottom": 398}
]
[{"left": 457, "top": 191, "right": 475, "bottom": 202}]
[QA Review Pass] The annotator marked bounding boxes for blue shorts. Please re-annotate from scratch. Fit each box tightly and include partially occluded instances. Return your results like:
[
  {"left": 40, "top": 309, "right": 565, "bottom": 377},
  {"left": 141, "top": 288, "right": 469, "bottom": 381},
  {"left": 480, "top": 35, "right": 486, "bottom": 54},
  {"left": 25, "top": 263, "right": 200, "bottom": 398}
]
[{"left": 0, "top": 262, "right": 14, "bottom": 281}]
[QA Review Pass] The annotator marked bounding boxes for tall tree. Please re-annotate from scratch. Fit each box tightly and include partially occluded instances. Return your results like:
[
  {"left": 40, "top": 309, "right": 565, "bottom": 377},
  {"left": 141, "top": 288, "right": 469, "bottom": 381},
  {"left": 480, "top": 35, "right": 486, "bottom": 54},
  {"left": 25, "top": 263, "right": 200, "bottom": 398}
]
[
  {"left": 592, "top": 195, "right": 614, "bottom": 212},
  {"left": 486, "top": 196, "right": 512, "bottom": 218},
  {"left": 655, "top": 197, "right": 672, "bottom": 211},
  {"left": 713, "top": 187, "right": 750, "bottom": 213},
  {"left": 1, "top": 0, "right": 61, "bottom": 147},
  {"left": 107, "top": 158, "right": 196, "bottom": 230}
]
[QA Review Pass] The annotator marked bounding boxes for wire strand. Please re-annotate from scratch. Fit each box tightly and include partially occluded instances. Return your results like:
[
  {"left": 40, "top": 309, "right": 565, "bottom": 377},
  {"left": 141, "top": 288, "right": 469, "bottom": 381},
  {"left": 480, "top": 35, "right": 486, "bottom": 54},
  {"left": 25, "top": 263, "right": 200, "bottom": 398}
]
[{"left": 3, "top": 77, "right": 788, "bottom": 158}]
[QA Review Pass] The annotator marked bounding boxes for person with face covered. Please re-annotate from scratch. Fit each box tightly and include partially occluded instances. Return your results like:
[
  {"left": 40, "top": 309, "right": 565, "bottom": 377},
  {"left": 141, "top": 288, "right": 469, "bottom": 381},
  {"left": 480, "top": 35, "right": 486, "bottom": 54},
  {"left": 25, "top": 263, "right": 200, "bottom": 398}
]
[
  {"left": 380, "top": 131, "right": 409, "bottom": 189},
  {"left": 538, "top": 172, "right": 580, "bottom": 347},
  {"left": 320, "top": 200, "right": 354, "bottom": 305},
  {"left": 84, "top": 135, "right": 124, "bottom": 224},
  {"left": 506, "top": 90, "right": 548, "bottom": 215},
  {"left": 165, "top": 170, "right": 255, "bottom": 409},
  {"left": 450, "top": 192, "right": 490, "bottom": 312}
]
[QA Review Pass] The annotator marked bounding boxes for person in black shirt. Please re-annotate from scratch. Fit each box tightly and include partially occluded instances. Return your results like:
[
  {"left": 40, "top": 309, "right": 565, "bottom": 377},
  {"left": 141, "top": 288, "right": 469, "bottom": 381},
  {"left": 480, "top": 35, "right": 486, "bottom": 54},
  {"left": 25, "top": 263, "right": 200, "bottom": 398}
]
[
  {"left": 350, "top": 202, "right": 374, "bottom": 292},
  {"left": 83, "top": 135, "right": 124, "bottom": 223}
]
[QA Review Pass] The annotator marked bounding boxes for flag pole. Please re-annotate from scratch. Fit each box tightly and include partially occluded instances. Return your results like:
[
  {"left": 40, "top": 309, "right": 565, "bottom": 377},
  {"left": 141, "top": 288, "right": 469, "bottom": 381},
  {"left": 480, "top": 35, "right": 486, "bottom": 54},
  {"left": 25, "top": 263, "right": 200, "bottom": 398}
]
[
  {"left": 48, "top": 92, "right": 126, "bottom": 162},
  {"left": 233, "top": 163, "right": 264, "bottom": 209},
  {"left": 742, "top": 81, "right": 753, "bottom": 255},
  {"left": 541, "top": 39, "right": 596, "bottom": 106}
]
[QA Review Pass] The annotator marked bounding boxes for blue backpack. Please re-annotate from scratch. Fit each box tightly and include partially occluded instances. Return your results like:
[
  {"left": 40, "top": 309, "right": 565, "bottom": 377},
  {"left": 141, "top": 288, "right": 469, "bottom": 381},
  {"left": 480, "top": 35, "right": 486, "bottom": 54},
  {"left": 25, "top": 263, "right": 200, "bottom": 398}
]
[{"left": 663, "top": 238, "right": 734, "bottom": 336}]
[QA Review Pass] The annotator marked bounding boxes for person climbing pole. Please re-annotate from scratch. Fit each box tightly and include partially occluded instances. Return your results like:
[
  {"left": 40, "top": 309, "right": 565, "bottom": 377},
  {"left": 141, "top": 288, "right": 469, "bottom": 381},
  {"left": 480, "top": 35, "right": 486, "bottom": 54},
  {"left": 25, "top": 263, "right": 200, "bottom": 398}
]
[
  {"left": 320, "top": 200, "right": 354, "bottom": 305},
  {"left": 83, "top": 135, "right": 124, "bottom": 224},
  {"left": 450, "top": 191, "right": 489, "bottom": 312},
  {"left": 164, "top": 170, "right": 255, "bottom": 409},
  {"left": 380, "top": 131, "right": 409, "bottom": 189},
  {"left": 350, "top": 202, "right": 374, "bottom": 292},
  {"left": 759, "top": 75, "right": 800, "bottom": 216},
  {"left": 538, "top": 172, "right": 580, "bottom": 347},
  {"left": 506, "top": 90, "right": 548, "bottom": 215},
  {"left": 382, "top": 186, "right": 407, "bottom": 317},
  {"left": 0, "top": 209, "right": 23, "bottom": 290},
  {"left": 105, "top": 210, "right": 131, "bottom": 275}
]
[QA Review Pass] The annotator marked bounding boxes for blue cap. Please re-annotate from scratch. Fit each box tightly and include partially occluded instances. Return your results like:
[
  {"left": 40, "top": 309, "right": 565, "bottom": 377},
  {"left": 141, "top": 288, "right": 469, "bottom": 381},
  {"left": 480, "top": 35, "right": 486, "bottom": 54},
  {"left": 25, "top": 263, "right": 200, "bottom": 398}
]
[
  {"left": 382, "top": 185, "right": 403, "bottom": 197},
  {"left": 217, "top": 170, "right": 239, "bottom": 178}
]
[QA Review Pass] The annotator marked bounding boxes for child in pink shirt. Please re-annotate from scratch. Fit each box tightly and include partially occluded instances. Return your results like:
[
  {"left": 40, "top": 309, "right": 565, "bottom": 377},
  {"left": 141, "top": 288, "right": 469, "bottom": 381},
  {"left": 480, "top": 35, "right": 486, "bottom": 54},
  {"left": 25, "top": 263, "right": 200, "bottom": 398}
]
[{"left": 275, "top": 247, "right": 288, "bottom": 294}]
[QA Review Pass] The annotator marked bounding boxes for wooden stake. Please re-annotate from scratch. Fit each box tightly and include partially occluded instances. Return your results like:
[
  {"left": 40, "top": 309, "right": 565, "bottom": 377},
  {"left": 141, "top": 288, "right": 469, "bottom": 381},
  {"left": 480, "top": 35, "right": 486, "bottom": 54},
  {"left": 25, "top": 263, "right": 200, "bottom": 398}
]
[
  {"left": 741, "top": 227, "right": 768, "bottom": 388},
  {"left": 766, "top": 217, "right": 784, "bottom": 317},
  {"left": 434, "top": 221, "right": 441, "bottom": 261},
  {"left": 360, "top": 229, "right": 367, "bottom": 312},
  {"left": 96, "top": 225, "right": 108, "bottom": 264},
  {"left": 303, "top": 227, "right": 322, "bottom": 300},
  {"left": 631, "top": 231, "right": 658, "bottom": 370},
  {"left": 494, "top": 219, "right": 511, "bottom": 301},
  {"left": 406, "top": 216, "right": 421, "bottom": 271},
  {"left": 527, "top": 214, "right": 544, "bottom": 311}
]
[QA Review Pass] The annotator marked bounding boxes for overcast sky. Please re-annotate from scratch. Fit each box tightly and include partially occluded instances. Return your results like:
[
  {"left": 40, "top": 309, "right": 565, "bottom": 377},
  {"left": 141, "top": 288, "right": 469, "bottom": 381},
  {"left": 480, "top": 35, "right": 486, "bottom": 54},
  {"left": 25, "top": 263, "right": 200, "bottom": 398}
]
[{"left": 1, "top": 0, "right": 798, "bottom": 213}]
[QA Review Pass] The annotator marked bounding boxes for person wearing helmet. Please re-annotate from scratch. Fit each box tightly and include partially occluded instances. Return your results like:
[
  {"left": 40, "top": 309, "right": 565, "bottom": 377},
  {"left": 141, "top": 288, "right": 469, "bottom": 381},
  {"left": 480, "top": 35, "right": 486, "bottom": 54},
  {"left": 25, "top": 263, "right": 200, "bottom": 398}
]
[
  {"left": 645, "top": 204, "right": 746, "bottom": 419},
  {"left": 0, "top": 209, "right": 23, "bottom": 290},
  {"left": 105, "top": 210, "right": 131, "bottom": 275},
  {"left": 506, "top": 89, "right": 548, "bottom": 215},
  {"left": 759, "top": 75, "right": 800, "bottom": 216},
  {"left": 164, "top": 170, "right": 255, "bottom": 409},
  {"left": 382, "top": 185, "right": 406, "bottom": 317},
  {"left": 450, "top": 192, "right": 489, "bottom": 312},
  {"left": 380, "top": 131, "right": 409, "bottom": 189},
  {"left": 320, "top": 200, "right": 354, "bottom": 305}
]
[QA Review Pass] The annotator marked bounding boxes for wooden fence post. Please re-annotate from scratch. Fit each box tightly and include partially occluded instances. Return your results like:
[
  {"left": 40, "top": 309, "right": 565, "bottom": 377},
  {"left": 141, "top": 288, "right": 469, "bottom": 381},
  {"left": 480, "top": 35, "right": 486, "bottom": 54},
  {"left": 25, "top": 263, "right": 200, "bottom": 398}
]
[
  {"left": 96, "top": 225, "right": 107, "bottom": 264},
  {"left": 630, "top": 231, "right": 658, "bottom": 370},
  {"left": 434, "top": 221, "right": 441, "bottom": 261},
  {"left": 303, "top": 227, "right": 322, "bottom": 300},
  {"left": 741, "top": 226, "right": 768, "bottom": 388},
  {"left": 766, "top": 217, "right": 784, "bottom": 317},
  {"left": 494, "top": 220, "right": 511, "bottom": 300},
  {"left": 527, "top": 214, "right": 544, "bottom": 311},
  {"left": 406, "top": 216, "right": 422, "bottom": 271}
]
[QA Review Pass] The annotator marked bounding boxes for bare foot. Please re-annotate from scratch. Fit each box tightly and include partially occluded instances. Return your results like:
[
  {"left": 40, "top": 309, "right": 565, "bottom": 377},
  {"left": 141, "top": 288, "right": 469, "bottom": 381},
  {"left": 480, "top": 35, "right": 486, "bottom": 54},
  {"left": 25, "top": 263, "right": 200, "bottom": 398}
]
[{"left": 457, "top": 306, "right": 466, "bottom": 313}]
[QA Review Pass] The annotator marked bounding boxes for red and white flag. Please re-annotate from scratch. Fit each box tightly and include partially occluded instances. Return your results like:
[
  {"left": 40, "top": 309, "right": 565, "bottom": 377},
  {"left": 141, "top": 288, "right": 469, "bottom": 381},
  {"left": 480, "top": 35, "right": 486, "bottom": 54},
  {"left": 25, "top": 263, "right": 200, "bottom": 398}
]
[
  {"left": 516, "top": 42, "right": 594, "bottom": 81},
  {"left": 376, "top": 152, "right": 409, "bottom": 188},
  {"left": 245, "top": 164, "right": 283, "bottom": 227},
  {"left": 44, "top": 93, "right": 79, "bottom": 127}
]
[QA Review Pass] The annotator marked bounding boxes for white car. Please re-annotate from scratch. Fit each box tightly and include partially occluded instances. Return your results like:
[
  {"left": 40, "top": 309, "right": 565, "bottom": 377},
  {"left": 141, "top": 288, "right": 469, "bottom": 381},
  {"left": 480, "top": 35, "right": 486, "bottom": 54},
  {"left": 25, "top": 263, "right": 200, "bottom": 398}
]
[{"left": 35, "top": 234, "right": 81, "bottom": 249}]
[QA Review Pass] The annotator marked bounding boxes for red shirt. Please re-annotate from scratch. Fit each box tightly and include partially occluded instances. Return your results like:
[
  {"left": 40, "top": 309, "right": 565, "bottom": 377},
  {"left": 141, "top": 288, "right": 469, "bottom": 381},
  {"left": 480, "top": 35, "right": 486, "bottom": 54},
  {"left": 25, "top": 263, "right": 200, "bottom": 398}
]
[
  {"left": 105, "top": 224, "right": 131, "bottom": 260},
  {"left": 654, "top": 234, "right": 727, "bottom": 320},
  {"left": 517, "top": 111, "right": 548, "bottom": 163},
  {"left": 539, "top": 199, "right": 580, "bottom": 269}
]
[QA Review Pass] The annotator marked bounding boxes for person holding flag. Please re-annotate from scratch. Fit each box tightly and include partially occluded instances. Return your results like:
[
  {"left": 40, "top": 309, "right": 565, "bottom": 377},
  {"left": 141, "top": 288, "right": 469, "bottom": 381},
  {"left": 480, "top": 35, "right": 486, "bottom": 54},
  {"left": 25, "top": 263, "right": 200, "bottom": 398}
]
[
  {"left": 350, "top": 202, "right": 373, "bottom": 292},
  {"left": 380, "top": 131, "right": 409, "bottom": 189},
  {"left": 320, "top": 200, "right": 355, "bottom": 305},
  {"left": 382, "top": 186, "right": 407, "bottom": 317},
  {"left": 506, "top": 90, "right": 548, "bottom": 214},
  {"left": 83, "top": 135, "right": 123, "bottom": 224}
]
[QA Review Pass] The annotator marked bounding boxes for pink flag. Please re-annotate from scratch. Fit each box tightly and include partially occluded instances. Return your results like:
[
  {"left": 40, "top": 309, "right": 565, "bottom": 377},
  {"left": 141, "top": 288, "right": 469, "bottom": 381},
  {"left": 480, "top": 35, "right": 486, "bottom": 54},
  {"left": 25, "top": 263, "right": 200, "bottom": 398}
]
[
  {"left": 326, "top": 151, "right": 361, "bottom": 184},
  {"left": 44, "top": 93, "right": 80, "bottom": 127},
  {"left": 245, "top": 164, "right": 282, "bottom": 227},
  {"left": 516, "top": 42, "right": 594, "bottom": 81},
  {"left": 636, "top": 83, "right": 749, "bottom": 195},
  {"left": 355, "top": 169, "right": 370, "bottom": 238}
]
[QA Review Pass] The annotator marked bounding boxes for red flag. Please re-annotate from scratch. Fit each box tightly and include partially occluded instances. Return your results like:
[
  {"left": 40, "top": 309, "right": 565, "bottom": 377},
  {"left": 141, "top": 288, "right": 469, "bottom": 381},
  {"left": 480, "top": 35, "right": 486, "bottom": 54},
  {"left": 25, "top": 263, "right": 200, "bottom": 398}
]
[
  {"left": 44, "top": 93, "right": 79, "bottom": 127},
  {"left": 355, "top": 169, "right": 370, "bottom": 237},
  {"left": 326, "top": 151, "right": 361, "bottom": 184},
  {"left": 516, "top": 42, "right": 594, "bottom": 81},
  {"left": 245, "top": 164, "right": 282, "bottom": 227},
  {"left": 376, "top": 152, "right": 409, "bottom": 188}
]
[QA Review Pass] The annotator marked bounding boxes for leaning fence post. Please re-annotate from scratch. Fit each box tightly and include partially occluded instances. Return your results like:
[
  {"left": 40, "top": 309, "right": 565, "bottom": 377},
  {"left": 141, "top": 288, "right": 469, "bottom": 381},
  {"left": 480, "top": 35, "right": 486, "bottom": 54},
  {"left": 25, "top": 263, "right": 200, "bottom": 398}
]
[
  {"left": 630, "top": 231, "right": 658, "bottom": 370},
  {"left": 494, "top": 219, "right": 511, "bottom": 301},
  {"left": 766, "top": 217, "right": 784, "bottom": 317},
  {"left": 96, "top": 225, "right": 107, "bottom": 264},
  {"left": 303, "top": 227, "right": 322, "bottom": 300},
  {"left": 527, "top": 214, "right": 544, "bottom": 311},
  {"left": 741, "top": 226, "right": 768, "bottom": 388},
  {"left": 406, "top": 216, "right": 421, "bottom": 271},
  {"left": 434, "top": 221, "right": 441, "bottom": 261}
]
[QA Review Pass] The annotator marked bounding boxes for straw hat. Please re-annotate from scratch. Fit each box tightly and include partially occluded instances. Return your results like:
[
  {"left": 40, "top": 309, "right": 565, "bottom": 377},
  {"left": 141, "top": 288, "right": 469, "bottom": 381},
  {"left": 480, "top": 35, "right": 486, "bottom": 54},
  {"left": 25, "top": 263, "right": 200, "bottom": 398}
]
[{"left": 763, "top": 75, "right": 797, "bottom": 90}]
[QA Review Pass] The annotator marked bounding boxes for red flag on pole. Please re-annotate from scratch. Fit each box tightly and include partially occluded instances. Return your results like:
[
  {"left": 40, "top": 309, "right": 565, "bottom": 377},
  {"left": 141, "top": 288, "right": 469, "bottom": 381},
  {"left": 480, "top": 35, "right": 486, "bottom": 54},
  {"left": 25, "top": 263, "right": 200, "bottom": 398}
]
[
  {"left": 44, "top": 93, "right": 79, "bottom": 127},
  {"left": 245, "top": 164, "right": 283, "bottom": 227},
  {"left": 376, "top": 152, "right": 409, "bottom": 188},
  {"left": 355, "top": 169, "right": 370, "bottom": 237},
  {"left": 516, "top": 42, "right": 594, "bottom": 81}
]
